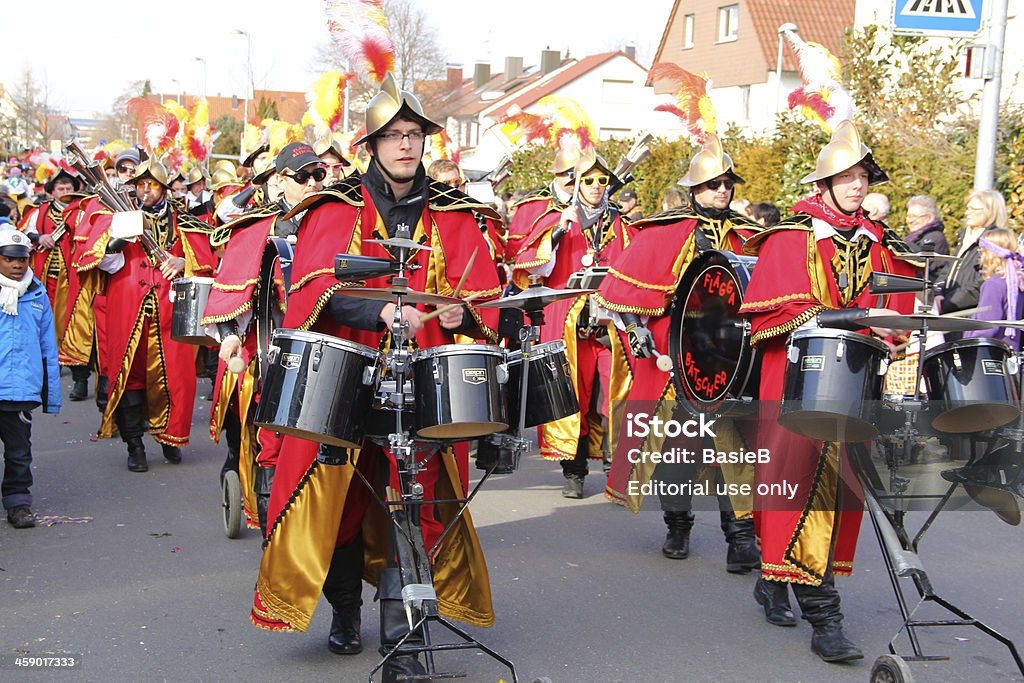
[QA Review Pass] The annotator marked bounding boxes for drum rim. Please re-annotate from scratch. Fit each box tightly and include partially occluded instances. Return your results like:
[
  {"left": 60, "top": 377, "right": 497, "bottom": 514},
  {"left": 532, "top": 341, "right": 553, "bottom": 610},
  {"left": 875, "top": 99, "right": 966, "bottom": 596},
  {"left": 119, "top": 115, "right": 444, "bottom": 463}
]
[
  {"left": 172, "top": 276, "right": 216, "bottom": 285},
  {"left": 412, "top": 343, "right": 506, "bottom": 359},
  {"left": 270, "top": 328, "right": 383, "bottom": 360},
  {"left": 922, "top": 336, "right": 1015, "bottom": 362},
  {"left": 790, "top": 326, "right": 891, "bottom": 353},
  {"left": 505, "top": 340, "right": 566, "bottom": 364}
]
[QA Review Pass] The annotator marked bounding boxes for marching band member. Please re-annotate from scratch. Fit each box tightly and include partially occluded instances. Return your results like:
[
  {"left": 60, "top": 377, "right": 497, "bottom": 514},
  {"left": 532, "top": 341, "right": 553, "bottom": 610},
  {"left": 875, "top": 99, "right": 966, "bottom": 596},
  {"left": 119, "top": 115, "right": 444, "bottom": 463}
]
[
  {"left": 74, "top": 160, "right": 217, "bottom": 472},
  {"left": 504, "top": 143, "right": 578, "bottom": 268},
  {"left": 201, "top": 143, "right": 317, "bottom": 533},
  {"left": 250, "top": 74, "right": 501, "bottom": 683},
  {"left": 597, "top": 135, "right": 762, "bottom": 571},
  {"left": 739, "top": 120, "right": 916, "bottom": 662},
  {"left": 513, "top": 148, "right": 633, "bottom": 498}
]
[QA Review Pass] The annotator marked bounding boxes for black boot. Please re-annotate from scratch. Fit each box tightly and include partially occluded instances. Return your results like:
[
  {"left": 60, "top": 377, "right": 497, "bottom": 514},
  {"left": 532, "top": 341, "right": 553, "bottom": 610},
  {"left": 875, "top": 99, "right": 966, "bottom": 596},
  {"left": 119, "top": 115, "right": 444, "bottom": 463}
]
[
  {"left": 69, "top": 365, "right": 90, "bottom": 401},
  {"left": 378, "top": 567, "right": 427, "bottom": 682},
  {"left": 220, "top": 449, "right": 240, "bottom": 485},
  {"left": 95, "top": 375, "right": 109, "bottom": 413},
  {"left": 792, "top": 571, "right": 863, "bottom": 662},
  {"left": 661, "top": 510, "right": 694, "bottom": 559},
  {"left": 116, "top": 391, "right": 148, "bottom": 473},
  {"left": 722, "top": 511, "right": 761, "bottom": 573},
  {"left": 161, "top": 443, "right": 182, "bottom": 464},
  {"left": 323, "top": 537, "right": 364, "bottom": 655},
  {"left": 221, "top": 411, "right": 242, "bottom": 484},
  {"left": 561, "top": 474, "right": 585, "bottom": 499},
  {"left": 254, "top": 466, "right": 275, "bottom": 537},
  {"left": 753, "top": 577, "right": 797, "bottom": 626}
]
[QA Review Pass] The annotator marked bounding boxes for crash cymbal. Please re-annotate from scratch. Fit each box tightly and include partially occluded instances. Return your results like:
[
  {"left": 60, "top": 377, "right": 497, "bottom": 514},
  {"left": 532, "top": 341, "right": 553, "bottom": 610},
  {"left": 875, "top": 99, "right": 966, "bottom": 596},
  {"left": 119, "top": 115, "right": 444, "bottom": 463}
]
[
  {"left": 854, "top": 313, "right": 996, "bottom": 332},
  {"left": 476, "top": 286, "right": 595, "bottom": 311},
  {"left": 342, "top": 286, "right": 461, "bottom": 307},
  {"left": 895, "top": 251, "right": 961, "bottom": 262},
  {"left": 364, "top": 237, "right": 434, "bottom": 252}
]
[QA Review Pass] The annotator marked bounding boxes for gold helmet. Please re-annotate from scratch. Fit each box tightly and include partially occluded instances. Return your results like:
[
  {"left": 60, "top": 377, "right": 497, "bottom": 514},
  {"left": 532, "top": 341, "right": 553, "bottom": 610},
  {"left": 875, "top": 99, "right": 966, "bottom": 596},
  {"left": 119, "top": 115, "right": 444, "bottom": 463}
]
[
  {"left": 210, "top": 168, "right": 241, "bottom": 193},
  {"left": 355, "top": 72, "right": 443, "bottom": 145},
  {"left": 184, "top": 166, "right": 206, "bottom": 187},
  {"left": 213, "top": 159, "right": 237, "bottom": 176},
  {"left": 130, "top": 159, "right": 169, "bottom": 189},
  {"left": 241, "top": 143, "right": 269, "bottom": 168},
  {"left": 573, "top": 147, "right": 621, "bottom": 189},
  {"left": 678, "top": 135, "right": 744, "bottom": 188},
  {"left": 549, "top": 145, "right": 582, "bottom": 174},
  {"left": 801, "top": 120, "right": 887, "bottom": 185},
  {"left": 314, "top": 140, "right": 352, "bottom": 167}
]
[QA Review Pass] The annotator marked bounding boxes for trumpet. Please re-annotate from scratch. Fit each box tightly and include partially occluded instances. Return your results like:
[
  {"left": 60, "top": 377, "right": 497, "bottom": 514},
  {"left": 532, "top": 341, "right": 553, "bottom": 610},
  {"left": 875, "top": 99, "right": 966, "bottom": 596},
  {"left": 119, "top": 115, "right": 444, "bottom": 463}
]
[{"left": 64, "top": 141, "right": 170, "bottom": 263}]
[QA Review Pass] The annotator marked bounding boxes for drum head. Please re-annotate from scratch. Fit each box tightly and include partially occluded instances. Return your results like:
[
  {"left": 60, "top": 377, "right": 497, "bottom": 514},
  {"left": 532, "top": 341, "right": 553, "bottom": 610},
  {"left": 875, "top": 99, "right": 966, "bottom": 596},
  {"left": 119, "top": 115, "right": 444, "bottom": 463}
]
[{"left": 669, "top": 250, "right": 757, "bottom": 413}]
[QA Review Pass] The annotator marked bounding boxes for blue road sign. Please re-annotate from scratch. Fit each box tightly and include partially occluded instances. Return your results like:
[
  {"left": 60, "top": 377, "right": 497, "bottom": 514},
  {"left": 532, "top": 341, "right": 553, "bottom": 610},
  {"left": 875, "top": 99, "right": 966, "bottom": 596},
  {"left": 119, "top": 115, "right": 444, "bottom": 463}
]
[{"left": 892, "top": 0, "right": 985, "bottom": 37}]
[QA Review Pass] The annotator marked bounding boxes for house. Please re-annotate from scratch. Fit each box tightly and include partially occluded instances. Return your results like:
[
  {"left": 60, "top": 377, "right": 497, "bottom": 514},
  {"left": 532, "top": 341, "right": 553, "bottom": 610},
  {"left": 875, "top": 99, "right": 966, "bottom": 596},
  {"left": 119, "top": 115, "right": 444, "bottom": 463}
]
[
  {"left": 146, "top": 89, "right": 307, "bottom": 124},
  {"left": 441, "top": 49, "right": 687, "bottom": 172},
  {"left": 649, "top": 0, "right": 856, "bottom": 134}
]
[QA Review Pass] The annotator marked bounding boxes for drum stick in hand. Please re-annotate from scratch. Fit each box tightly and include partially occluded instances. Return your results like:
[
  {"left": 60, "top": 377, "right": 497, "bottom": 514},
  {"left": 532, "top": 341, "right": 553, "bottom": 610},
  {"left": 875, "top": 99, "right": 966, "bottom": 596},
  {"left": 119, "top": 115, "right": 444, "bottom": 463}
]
[
  {"left": 652, "top": 349, "right": 673, "bottom": 373},
  {"left": 419, "top": 292, "right": 484, "bottom": 323},
  {"left": 452, "top": 247, "right": 478, "bottom": 299}
]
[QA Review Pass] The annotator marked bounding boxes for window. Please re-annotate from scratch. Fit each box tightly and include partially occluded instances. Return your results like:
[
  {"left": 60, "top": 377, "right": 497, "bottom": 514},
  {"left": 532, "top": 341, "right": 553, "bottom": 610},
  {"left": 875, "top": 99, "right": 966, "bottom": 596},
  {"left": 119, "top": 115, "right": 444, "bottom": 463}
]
[
  {"left": 718, "top": 4, "right": 739, "bottom": 42},
  {"left": 683, "top": 13, "right": 695, "bottom": 49}
]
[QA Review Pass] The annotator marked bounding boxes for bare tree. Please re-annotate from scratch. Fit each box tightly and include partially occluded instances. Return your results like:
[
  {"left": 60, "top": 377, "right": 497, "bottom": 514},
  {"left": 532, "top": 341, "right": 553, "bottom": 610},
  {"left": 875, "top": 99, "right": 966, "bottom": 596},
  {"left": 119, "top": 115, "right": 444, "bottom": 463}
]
[
  {"left": 10, "top": 67, "right": 49, "bottom": 149},
  {"left": 95, "top": 79, "right": 148, "bottom": 144}
]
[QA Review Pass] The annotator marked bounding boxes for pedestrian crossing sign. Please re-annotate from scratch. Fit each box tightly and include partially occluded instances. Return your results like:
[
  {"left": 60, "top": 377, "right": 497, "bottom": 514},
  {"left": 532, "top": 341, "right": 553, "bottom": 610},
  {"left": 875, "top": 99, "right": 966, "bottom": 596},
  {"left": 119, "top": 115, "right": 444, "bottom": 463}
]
[{"left": 893, "top": 0, "right": 985, "bottom": 37}]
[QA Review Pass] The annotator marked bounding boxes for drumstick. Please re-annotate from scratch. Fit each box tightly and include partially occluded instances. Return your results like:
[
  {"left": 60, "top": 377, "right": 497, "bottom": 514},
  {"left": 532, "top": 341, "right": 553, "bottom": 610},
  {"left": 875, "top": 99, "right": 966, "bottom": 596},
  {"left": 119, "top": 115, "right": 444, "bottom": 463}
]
[
  {"left": 227, "top": 355, "right": 246, "bottom": 374},
  {"left": 419, "top": 292, "right": 484, "bottom": 323},
  {"left": 452, "top": 247, "right": 478, "bottom": 299},
  {"left": 652, "top": 349, "right": 673, "bottom": 372}
]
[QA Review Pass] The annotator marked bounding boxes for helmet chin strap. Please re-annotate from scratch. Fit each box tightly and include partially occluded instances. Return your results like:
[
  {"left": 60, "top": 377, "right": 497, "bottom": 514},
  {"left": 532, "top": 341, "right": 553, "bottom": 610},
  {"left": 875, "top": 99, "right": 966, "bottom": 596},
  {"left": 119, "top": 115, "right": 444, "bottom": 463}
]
[
  {"left": 825, "top": 178, "right": 858, "bottom": 216},
  {"left": 368, "top": 138, "right": 420, "bottom": 185}
]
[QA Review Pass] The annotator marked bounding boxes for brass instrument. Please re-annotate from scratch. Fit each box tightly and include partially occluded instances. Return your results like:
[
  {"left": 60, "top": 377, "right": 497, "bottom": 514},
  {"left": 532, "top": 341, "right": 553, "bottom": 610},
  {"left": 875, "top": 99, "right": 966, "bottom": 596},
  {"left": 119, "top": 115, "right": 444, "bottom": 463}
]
[{"left": 64, "top": 141, "right": 170, "bottom": 263}]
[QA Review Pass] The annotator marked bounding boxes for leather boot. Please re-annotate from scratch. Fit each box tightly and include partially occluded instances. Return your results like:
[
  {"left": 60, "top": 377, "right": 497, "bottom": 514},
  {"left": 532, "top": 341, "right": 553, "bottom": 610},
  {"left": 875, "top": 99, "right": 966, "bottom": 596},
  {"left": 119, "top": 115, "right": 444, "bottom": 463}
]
[
  {"left": 161, "top": 443, "right": 182, "bottom": 464},
  {"left": 753, "top": 577, "right": 797, "bottom": 626},
  {"left": 561, "top": 474, "right": 585, "bottom": 499},
  {"left": 792, "top": 571, "right": 863, "bottom": 662},
  {"left": 661, "top": 510, "right": 694, "bottom": 559},
  {"left": 721, "top": 511, "right": 761, "bottom": 573},
  {"left": 254, "top": 466, "right": 275, "bottom": 538},
  {"left": 95, "top": 375, "right": 109, "bottom": 413},
  {"left": 323, "top": 537, "right": 364, "bottom": 655},
  {"left": 69, "top": 365, "right": 90, "bottom": 401},
  {"left": 116, "top": 391, "right": 148, "bottom": 473},
  {"left": 378, "top": 567, "right": 427, "bottom": 682}
]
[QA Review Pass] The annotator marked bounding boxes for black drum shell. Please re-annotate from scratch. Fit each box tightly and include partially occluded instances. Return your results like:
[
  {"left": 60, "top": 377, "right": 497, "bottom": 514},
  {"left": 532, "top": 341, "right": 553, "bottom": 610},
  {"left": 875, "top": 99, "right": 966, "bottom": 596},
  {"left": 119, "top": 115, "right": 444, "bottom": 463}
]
[
  {"left": 411, "top": 345, "right": 509, "bottom": 440},
  {"left": 780, "top": 328, "right": 889, "bottom": 442},
  {"left": 171, "top": 277, "right": 216, "bottom": 346},
  {"left": 669, "top": 250, "right": 760, "bottom": 414},
  {"left": 254, "top": 330, "right": 381, "bottom": 448},
  {"left": 505, "top": 341, "right": 580, "bottom": 428},
  {"left": 922, "top": 337, "right": 1020, "bottom": 433}
]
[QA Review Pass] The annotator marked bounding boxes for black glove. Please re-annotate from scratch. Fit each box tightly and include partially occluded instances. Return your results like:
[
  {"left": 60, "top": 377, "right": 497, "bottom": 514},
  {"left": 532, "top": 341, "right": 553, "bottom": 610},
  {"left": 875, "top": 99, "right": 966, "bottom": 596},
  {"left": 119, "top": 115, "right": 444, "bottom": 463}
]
[
  {"left": 551, "top": 224, "right": 570, "bottom": 247},
  {"left": 622, "top": 313, "right": 654, "bottom": 359},
  {"left": 105, "top": 237, "right": 130, "bottom": 253},
  {"left": 216, "top": 321, "right": 239, "bottom": 340}
]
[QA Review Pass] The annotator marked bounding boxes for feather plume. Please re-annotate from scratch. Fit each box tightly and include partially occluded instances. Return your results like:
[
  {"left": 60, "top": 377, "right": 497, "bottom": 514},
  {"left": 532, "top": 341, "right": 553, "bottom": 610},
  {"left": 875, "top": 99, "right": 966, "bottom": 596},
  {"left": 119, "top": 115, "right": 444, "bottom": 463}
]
[
  {"left": 126, "top": 97, "right": 180, "bottom": 155},
  {"left": 306, "top": 70, "right": 351, "bottom": 140},
  {"left": 427, "top": 129, "right": 460, "bottom": 165},
  {"left": 182, "top": 99, "right": 213, "bottom": 162},
  {"left": 496, "top": 105, "right": 552, "bottom": 146},
  {"left": 267, "top": 120, "right": 305, "bottom": 157},
  {"left": 324, "top": 0, "right": 395, "bottom": 84},
  {"left": 649, "top": 63, "right": 716, "bottom": 142},
  {"left": 784, "top": 31, "right": 854, "bottom": 134},
  {"left": 536, "top": 96, "right": 597, "bottom": 150}
]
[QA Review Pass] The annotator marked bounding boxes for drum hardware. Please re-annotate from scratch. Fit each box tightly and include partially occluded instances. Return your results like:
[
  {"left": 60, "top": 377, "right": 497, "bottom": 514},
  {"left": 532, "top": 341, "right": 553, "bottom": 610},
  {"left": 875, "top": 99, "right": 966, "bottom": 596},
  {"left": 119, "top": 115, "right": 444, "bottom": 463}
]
[
  {"left": 894, "top": 250, "right": 963, "bottom": 263},
  {"left": 364, "top": 236, "right": 435, "bottom": 252},
  {"left": 170, "top": 277, "right": 217, "bottom": 345}
]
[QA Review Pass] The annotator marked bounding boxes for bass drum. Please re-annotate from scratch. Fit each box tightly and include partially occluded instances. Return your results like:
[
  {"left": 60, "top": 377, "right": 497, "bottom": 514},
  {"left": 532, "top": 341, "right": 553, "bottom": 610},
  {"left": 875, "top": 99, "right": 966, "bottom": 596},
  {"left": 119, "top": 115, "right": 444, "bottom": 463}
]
[{"left": 668, "top": 250, "right": 760, "bottom": 414}]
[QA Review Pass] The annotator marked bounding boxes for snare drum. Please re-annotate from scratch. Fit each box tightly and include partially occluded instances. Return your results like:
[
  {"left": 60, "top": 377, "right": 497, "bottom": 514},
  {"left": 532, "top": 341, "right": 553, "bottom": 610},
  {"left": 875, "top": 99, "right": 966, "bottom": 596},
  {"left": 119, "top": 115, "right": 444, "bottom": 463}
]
[
  {"left": 410, "top": 344, "right": 509, "bottom": 439},
  {"left": 170, "top": 277, "right": 216, "bottom": 345},
  {"left": 922, "top": 338, "right": 1020, "bottom": 433},
  {"left": 668, "top": 250, "right": 760, "bottom": 413},
  {"left": 780, "top": 328, "right": 890, "bottom": 442},
  {"left": 504, "top": 340, "right": 579, "bottom": 428},
  {"left": 255, "top": 329, "right": 382, "bottom": 448}
]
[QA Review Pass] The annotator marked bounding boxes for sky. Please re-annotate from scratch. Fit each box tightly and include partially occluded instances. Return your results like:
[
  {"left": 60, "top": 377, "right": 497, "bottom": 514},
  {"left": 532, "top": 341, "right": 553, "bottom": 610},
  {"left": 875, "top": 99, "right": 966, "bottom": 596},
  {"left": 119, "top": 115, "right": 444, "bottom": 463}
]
[{"left": 1, "top": 0, "right": 672, "bottom": 117}]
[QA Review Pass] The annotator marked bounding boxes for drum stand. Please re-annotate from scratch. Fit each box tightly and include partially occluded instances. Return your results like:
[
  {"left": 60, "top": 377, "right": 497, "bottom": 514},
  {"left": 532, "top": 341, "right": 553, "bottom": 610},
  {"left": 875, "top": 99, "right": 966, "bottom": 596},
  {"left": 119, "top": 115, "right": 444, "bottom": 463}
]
[
  {"left": 849, "top": 287, "right": 1024, "bottom": 679},
  {"left": 350, "top": 229, "right": 521, "bottom": 683}
]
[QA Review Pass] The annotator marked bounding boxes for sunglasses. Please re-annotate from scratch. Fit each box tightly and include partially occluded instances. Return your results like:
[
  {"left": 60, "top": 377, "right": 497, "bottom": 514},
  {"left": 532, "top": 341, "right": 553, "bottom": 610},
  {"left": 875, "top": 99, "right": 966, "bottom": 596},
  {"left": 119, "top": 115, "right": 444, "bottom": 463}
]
[
  {"left": 117, "top": 165, "right": 137, "bottom": 174},
  {"left": 284, "top": 167, "right": 327, "bottom": 184},
  {"left": 581, "top": 175, "right": 609, "bottom": 187},
  {"left": 136, "top": 179, "right": 162, "bottom": 191},
  {"left": 705, "top": 178, "right": 735, "bottom": 191}
]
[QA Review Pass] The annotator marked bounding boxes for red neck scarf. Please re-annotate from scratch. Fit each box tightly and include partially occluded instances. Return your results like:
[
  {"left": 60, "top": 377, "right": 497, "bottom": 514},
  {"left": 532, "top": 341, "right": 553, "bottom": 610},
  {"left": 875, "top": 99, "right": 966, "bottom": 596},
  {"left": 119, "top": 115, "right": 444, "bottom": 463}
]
[{"left": 792, "top": 194, "right": 877, "bottom": 233}]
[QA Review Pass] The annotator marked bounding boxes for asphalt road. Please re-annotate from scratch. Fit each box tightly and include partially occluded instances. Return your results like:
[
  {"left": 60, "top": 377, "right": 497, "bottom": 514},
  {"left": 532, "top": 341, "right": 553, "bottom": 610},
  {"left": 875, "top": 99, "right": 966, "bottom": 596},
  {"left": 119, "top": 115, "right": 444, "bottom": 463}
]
[{"left": 2, "top": 374, "right": 1023, "bottom": 682}]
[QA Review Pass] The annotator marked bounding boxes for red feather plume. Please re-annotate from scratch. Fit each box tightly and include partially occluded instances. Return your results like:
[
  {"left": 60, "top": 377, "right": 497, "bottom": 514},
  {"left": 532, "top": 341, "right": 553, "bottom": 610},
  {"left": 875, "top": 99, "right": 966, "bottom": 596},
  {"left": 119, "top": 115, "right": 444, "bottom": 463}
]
[{"left": 324, "top": 0, "right": 395, "bottom": 84}]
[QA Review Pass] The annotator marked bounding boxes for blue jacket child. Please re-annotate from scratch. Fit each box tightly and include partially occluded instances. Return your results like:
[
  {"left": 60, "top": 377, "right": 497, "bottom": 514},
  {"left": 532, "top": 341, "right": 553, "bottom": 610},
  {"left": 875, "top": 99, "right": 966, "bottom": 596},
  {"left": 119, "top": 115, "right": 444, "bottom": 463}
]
[{"left": 0, "top": 228, "right": 60, "bottom": 529}]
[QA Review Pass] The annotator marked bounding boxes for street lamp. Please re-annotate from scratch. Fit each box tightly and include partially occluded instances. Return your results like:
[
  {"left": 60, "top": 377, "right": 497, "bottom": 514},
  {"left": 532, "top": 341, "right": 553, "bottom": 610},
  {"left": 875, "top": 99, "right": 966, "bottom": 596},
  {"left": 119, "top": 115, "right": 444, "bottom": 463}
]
[
  {"left": 234, "top": 29, "right": 252, "bottom": 149},
  {"left": 775, "top": 23, "right": 798, "bottom": 121},
  {"left": 170, "top": 78, "right": 182, "bottom": 105},
  {"left": 194, "top": 56, "right": 207, "bottom": 99}
]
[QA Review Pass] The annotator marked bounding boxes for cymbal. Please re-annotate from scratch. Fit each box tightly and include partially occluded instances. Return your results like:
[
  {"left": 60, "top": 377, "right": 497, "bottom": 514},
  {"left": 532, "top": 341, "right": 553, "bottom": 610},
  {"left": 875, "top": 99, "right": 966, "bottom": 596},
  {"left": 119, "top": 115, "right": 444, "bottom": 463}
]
[
  {"left": 476, "top": 286, "right": 595, "bottom": 311},
  {"left": 342, "top": 287, "right": 462, "bottom": 307},
  {"left": 895, "top": 251, "right": 961, "bottom": 262},
  {"left": 365, "top": 237, "right": 434, "bottom": 252},
  {"left": 854, "top": 313, "right": 996, "bottom": 332}
]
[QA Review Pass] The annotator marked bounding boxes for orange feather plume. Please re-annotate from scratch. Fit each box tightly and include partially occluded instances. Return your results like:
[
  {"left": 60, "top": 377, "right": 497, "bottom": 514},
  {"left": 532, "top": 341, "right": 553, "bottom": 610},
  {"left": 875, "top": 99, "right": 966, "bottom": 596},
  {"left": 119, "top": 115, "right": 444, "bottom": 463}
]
[{"left": 649, "top": 63, "right": 716, "bottom": 142}]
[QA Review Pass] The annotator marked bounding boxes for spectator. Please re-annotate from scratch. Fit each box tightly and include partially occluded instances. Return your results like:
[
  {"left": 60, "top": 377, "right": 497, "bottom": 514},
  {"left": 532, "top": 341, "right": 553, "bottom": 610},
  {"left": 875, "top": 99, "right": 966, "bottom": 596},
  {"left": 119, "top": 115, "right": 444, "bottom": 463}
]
[
  {"left": 964, "top": 227, "right": 1024, "bottom": 350},
  {"left": 0, "top": 229, "right": 61, "bottom": 529},
  {"left": 862, "top": 192, "right": 890, "bottom": 222},
  {"left": 940, "top": 189, "right": 1009, "bottom": 315},
  {"left": 660, "top": 187, "right": 685, "bottom": 211},
  {"left": 903, "top": 195, "right": 948, "bottom": 279},
  {"left": 750, "top": 202, "right": 780, "bottom": 226},
  {"left": 617, "top": 187, "right": 643, "bottom": 221}
]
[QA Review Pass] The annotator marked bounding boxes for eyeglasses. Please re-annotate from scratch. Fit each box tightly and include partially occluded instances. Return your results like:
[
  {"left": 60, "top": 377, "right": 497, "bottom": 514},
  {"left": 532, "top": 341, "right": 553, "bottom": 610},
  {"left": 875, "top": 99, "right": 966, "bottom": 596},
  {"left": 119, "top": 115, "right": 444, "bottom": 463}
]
[
  {"left": 283, "top": 167, "right": 327, "bottom": 184},
  {"left": 581, "top": 175, "right": 609, "bottom": 187},
  {"left": 704, "top": 178, "right": 735, "bottom": 191},
  {"left": 378, "top": 130, "right": 426, "bottom": 144}
]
